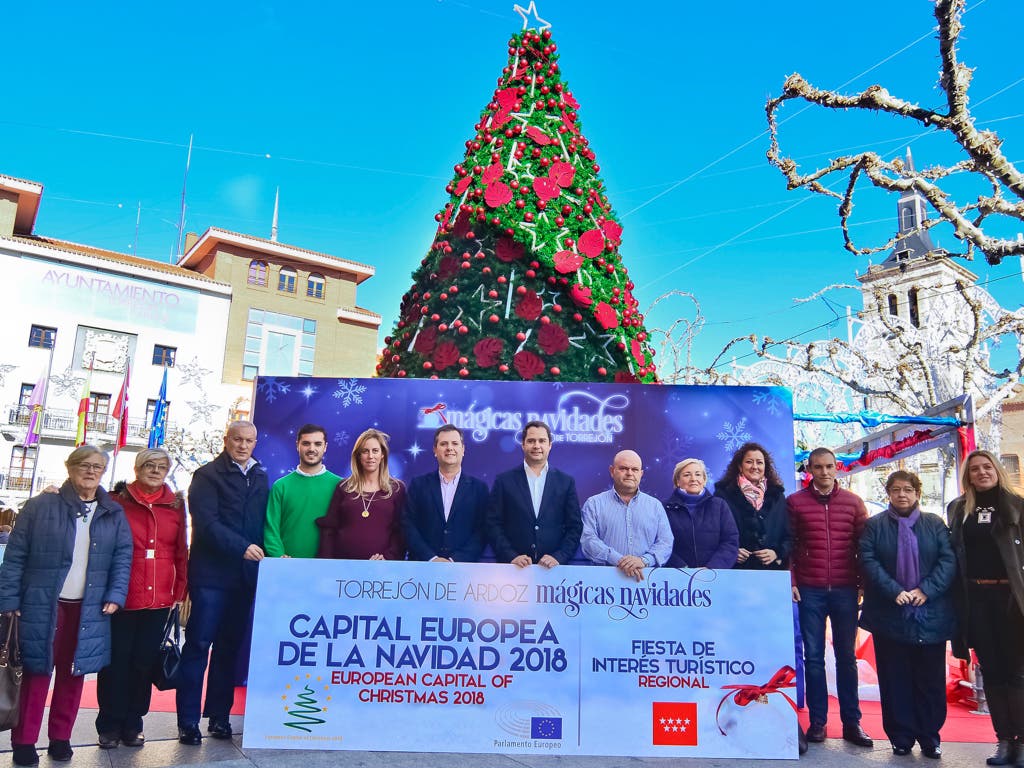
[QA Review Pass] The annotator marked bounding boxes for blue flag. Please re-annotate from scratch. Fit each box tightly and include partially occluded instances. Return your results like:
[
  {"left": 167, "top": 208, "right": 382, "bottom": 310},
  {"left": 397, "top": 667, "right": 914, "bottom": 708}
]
[
  {"left": 148, "top": 367, "right": 169, "bottom": 448},
  {"left": 530, "top": 717, "right": 562, "bottom": 740}
]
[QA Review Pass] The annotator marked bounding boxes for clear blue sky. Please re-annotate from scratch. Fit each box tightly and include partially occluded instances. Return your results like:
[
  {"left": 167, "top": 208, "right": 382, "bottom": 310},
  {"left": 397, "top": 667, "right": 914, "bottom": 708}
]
[{"left": 4, "top": 0, "right": 1021, "bottom": 373}]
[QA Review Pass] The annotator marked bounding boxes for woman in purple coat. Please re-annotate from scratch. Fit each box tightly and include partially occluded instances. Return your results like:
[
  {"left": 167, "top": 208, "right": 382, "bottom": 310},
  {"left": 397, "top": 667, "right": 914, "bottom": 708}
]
[{"left": 662, "top": 458, "right": 738, "bottom": 569}]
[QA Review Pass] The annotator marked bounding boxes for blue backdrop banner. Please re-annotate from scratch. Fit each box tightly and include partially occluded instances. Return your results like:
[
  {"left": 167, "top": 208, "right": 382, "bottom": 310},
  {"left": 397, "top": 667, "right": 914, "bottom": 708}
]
[{"left": 250, "top": 378, "right": 796, "bottom": 506}]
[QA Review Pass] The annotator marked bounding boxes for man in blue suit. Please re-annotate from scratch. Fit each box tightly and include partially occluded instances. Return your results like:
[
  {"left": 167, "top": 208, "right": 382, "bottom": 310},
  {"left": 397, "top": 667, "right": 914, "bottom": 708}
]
[
  {"left": 487, "top": 421, "right": 582, "bottom": 568},
  {"left": 403, "top": 425, "right": 489, "bottom": 562}
]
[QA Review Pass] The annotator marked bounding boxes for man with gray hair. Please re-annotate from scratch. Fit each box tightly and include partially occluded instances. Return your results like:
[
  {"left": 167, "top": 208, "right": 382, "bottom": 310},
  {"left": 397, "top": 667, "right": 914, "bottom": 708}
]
[
  {"left": 176, "top": 421, "right": 268, "bottom": 746},
  {"left": 580, "top": 449, "right": 673, "bottom": 580}
]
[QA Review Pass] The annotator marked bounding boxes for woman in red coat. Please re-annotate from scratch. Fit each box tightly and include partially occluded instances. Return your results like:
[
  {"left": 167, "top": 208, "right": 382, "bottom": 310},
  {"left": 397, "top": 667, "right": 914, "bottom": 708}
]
[{"left": 95, "top": 448, "right": 187, "bottom": 749}]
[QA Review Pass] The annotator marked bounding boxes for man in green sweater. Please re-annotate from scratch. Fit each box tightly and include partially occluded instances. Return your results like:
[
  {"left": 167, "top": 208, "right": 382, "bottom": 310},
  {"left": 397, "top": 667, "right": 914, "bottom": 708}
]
[{"left": 264, "top": 423, "right": 342, "bottom": 558}]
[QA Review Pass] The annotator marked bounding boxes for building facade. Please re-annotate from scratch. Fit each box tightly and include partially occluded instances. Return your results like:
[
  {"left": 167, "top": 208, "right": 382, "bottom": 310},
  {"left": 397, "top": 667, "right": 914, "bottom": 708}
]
[
  {"left": 178, "top": 228, "right": 379, "bottom": 384},
  {"left": 0, "top": 173, "right": 381, "bottom": 508}
]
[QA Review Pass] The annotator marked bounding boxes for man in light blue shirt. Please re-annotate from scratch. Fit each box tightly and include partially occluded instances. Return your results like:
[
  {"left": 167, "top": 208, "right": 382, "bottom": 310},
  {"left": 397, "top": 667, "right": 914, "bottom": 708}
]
[{"left": 580, "top": 449, "right": 673, "bottom": 580}]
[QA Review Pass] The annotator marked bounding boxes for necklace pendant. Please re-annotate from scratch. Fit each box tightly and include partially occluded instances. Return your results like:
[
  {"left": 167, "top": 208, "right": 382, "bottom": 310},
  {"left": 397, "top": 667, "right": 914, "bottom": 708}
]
[{"left": 361, "top": 510, "right": 370, "bottom": 518}]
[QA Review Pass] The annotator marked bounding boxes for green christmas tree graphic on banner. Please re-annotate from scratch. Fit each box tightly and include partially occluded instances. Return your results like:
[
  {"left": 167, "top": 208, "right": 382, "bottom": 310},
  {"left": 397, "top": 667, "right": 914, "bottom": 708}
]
[
  {"left": 378, "top": 12, "right": 658, "bottom": 383},
  {"left": 283, "top": 682, "right": 327, "bottom": 732}
]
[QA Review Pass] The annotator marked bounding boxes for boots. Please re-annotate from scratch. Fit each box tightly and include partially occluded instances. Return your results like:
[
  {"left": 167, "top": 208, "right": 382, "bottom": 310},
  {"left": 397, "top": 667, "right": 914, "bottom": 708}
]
[
  {"left": 1009, "top": 684, "right": 1024, "bottom": 768},
  {"left": 987, "top": 740, "right": 1018, "bottom": 766}
]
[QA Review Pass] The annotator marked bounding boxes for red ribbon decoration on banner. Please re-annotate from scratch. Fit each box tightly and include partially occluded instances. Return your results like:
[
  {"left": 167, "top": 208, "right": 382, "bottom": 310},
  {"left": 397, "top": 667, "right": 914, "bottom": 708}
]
[
  {"left": 421, "top": 403, "right": 448, "bottom": 424},
  {"left": 835, "top": 429, "right": 935, "bottom": 472},
  {"left": 715, "top": 665, "right": 799, "bottom": 735}
]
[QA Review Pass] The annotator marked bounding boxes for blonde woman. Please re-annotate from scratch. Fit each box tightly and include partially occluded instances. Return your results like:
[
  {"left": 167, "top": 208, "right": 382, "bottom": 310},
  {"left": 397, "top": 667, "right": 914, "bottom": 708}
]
[
  {"left": 948, "top": 450, "right": 1024, "bottom": 766},
  {"left": 317, "top": 429, "right": 406, "bottom": 560}
]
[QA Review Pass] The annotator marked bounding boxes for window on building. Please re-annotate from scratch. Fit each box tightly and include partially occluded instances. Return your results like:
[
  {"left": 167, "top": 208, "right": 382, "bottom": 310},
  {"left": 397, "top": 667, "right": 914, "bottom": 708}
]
[
  {"left": 88, "top": 393, "right": 111, "bottom": 432},
  {"left": 15, "top": 383, "right": 34, "bottom": 425},
  {"left": 901, "top": 207, "right": 914, "bottom": 232},
  {"left": 152, "top": 344, "right": 177, "bottom": 367},
  {"left": 1001, "top": 454, "right": 1021, "bottom": 488},
  {"left": 306, "top": 273, "right": 325, "bottom": 299},
  {"left": 28, "top": 325, "right": 56, "bottom": 349},
  {"left": 887, "top": 294, "right": 898, "bottom": 316},
  {"left": 243, "top": 309, "right": 317, "bottom": 379},
  {"left": 7, "top": 446, "right": 38, "bottom": 492},
  {"left": 908, "top": 288, "right": 920, "bottom": 328},
  {"left": 278, "top": 267, "right": 297, "bottom": 293},
  {"left": 248, "top": 260, "right": 268, "bottom": 287},
  {"left": 145, "top": 398, "right": 171, "bottom": 426}
]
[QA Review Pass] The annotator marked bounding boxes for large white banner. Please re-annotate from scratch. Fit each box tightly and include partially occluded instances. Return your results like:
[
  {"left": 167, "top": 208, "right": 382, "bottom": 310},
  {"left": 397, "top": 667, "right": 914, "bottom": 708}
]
[{"left": 243, "top": 560, "right": 798, "bottom": 759}]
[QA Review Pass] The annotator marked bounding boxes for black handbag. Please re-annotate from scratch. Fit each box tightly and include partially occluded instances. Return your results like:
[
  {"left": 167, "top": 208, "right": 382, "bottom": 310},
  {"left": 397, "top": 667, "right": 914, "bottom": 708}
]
[
  {"left": 0, "top": 612, "right": 22, "bottom": 731},
  {"left": 151, "top": 605, "right": 182, "bottom": 691}
]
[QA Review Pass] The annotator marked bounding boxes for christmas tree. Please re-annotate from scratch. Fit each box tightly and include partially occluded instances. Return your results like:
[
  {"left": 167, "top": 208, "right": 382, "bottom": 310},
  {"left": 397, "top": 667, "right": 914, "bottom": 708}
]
[{"left": 377, "top": 11, "right": 658, "bottom": 383}]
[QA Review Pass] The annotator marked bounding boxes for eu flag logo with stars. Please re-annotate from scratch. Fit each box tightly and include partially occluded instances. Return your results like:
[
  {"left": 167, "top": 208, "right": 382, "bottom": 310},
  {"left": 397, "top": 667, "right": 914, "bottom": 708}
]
[{"left": 530, "top": 716, "right": 562, "bottom": 739}]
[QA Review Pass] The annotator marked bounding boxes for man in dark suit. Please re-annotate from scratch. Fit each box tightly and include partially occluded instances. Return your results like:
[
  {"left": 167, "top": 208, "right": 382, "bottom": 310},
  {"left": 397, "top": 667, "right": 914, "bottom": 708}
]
[
  {"left": 403, "top": 425, "right": 489, "bottom": 562},
  {"left": 176, "top": 420, "right": 268, "bottom": 746},
  {"left": 487, "top": 420, "right": 582, "bottom": 568}
]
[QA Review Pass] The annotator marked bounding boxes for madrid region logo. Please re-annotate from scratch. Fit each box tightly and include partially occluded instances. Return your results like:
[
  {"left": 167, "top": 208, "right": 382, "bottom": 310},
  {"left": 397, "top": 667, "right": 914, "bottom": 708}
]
[
  {"left": 282, "top": 674, "right": 330, "bottom": 732},
  {"left": 495, "top": 700, "right": 563, "bottom": 740}
]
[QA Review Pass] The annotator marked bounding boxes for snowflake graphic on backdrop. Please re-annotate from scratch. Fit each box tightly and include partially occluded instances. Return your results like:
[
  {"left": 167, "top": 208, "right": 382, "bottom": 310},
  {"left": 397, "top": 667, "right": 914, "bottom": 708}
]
[
  {"left": 49, "top": 366, "right": 86, "bottom": 397},
  {"left": 661, "top": 433, "right": 695, "bottom": 466},
  {"left": 177, "top": 356, "right": 213, "bottom": 388},
  {"left": 332, "top": 379, "right": 367, "bottom": 407},
  {"left": 333, "top": 431, "right": 350, "bottom": 448},
  {"left": 186, "top": 395, "right": 219, "bottom": 426},
  {"left": 0, "top": 364, "right": 16, "bottom": 387},
  {"left": 256, "top": 377, "right": 292, "bottom": 403},
  {"left": 752, "top": 391, "right": 785, "bottom": 417},
  {"left": 299, "top": 383, "right": 319, "bottom": 401},
  {"left": 717, "top": 417, "right": 752, "bottom": 453}
]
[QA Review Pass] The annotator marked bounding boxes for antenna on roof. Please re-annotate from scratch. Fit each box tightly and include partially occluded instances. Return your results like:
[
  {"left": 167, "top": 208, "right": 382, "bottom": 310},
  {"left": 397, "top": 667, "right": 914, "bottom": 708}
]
[
  {"left": 175, "top": 134, "right": 193, "bottom": 262},
  {"left": 271, "top": 187, "right": 279, "bottom": 242}
]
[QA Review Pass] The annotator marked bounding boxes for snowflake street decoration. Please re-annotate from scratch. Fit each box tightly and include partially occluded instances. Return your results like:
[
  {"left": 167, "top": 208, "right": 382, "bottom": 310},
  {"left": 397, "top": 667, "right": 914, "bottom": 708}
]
[
  {"left": 717, "top": 418, "right": 752, "bottom": 453},
  {"left": 333, "top": 379, "right": 367, "bottom": 407},
  {"left": 0, "top": 364, "right": 16, "bottom": 387},
  {"left": 177, "top": 356, "right": 214, "bottom": 388},
  {"left": 186, "top": 395, "right": 219, "bottom": 426},
  {"left": 256, "top": 377, "right": 291, "bottom": 403},
  {"left": 49, "top": 366, "right": 86, "bottom": 397}
]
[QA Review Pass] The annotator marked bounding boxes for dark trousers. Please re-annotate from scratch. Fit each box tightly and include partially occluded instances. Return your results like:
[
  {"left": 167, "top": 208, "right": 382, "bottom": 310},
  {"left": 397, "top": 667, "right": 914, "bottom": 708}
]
[
  {"left": 11, "top": 600, "right": 84, "bottom": 746},
  {"left": 798, "top": 585, "right": 862, "bottom": 727},
  {"left": 175, "top": 584, "right": 253, "bottom": 727},
  {"left": 968, "top": 583, "right": 1024, "bottom": 740},
  {"left": 873, "top": 635, "right": 947, "bottom": 749},
  {"left": 95, "top": 608, "right": 170, "bottom": 735}
]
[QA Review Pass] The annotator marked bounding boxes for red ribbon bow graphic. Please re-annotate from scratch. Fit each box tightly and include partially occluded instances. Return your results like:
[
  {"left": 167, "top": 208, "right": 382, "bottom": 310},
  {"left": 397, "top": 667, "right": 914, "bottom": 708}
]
[
  {"left": 715, "top": 665, "right": 798, "bottom": 735},
  {"left": 421, "top": 403, "right": 448, "bottom": 424}
]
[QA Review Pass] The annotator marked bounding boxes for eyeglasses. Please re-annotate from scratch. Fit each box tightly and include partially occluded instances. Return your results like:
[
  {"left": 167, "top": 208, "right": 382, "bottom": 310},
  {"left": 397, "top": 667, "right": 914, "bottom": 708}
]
[
  {"left": 141, "top": 462, "right": 170, "bottom": 473},
  {"left": 74, "top": 463, "right": 106, "bottom": 473}
]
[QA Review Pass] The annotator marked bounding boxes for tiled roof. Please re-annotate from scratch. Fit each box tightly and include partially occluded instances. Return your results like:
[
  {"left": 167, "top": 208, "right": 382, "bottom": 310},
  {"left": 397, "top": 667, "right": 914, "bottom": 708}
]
[
  {"left": 181, "top": 227, "right": 374, "bottom": 281},
  {"left": 7, "top": 235, "right": 228, "bottom": 286}
]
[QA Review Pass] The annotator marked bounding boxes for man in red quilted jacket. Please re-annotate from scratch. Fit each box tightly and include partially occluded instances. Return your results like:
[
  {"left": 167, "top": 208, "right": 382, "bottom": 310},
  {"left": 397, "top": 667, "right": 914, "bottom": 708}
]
[{"left": 788, "top": 447, "right": 872, "bottom": 748}]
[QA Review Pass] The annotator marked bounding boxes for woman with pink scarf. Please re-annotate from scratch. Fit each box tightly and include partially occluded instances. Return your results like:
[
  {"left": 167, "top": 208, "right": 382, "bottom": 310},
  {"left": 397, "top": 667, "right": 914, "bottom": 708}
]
[{"left": 714, "top": 441, "right": 791, "bottom": 570}]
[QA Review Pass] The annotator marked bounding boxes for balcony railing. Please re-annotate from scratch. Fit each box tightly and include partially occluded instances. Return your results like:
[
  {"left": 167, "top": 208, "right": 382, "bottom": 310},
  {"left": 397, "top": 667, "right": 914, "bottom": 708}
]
[{"left": 5, "top": 404, "right": 173, "bottom": 445}]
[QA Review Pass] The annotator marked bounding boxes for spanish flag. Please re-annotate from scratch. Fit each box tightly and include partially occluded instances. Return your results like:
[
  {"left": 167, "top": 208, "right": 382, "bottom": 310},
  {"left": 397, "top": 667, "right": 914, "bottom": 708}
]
[{"left": 75, "top": 358, "right": 94, "bottom": 447}]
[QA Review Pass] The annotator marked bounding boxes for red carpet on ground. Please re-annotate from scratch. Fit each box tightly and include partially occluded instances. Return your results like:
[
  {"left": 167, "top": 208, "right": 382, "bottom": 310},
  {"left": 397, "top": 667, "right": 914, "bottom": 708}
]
[
  {"left": 72, "top": 681, "right": 248, "bottom": 716},
  {"left": 797, "top": 697, "right": 994, "bottom": 743}
]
